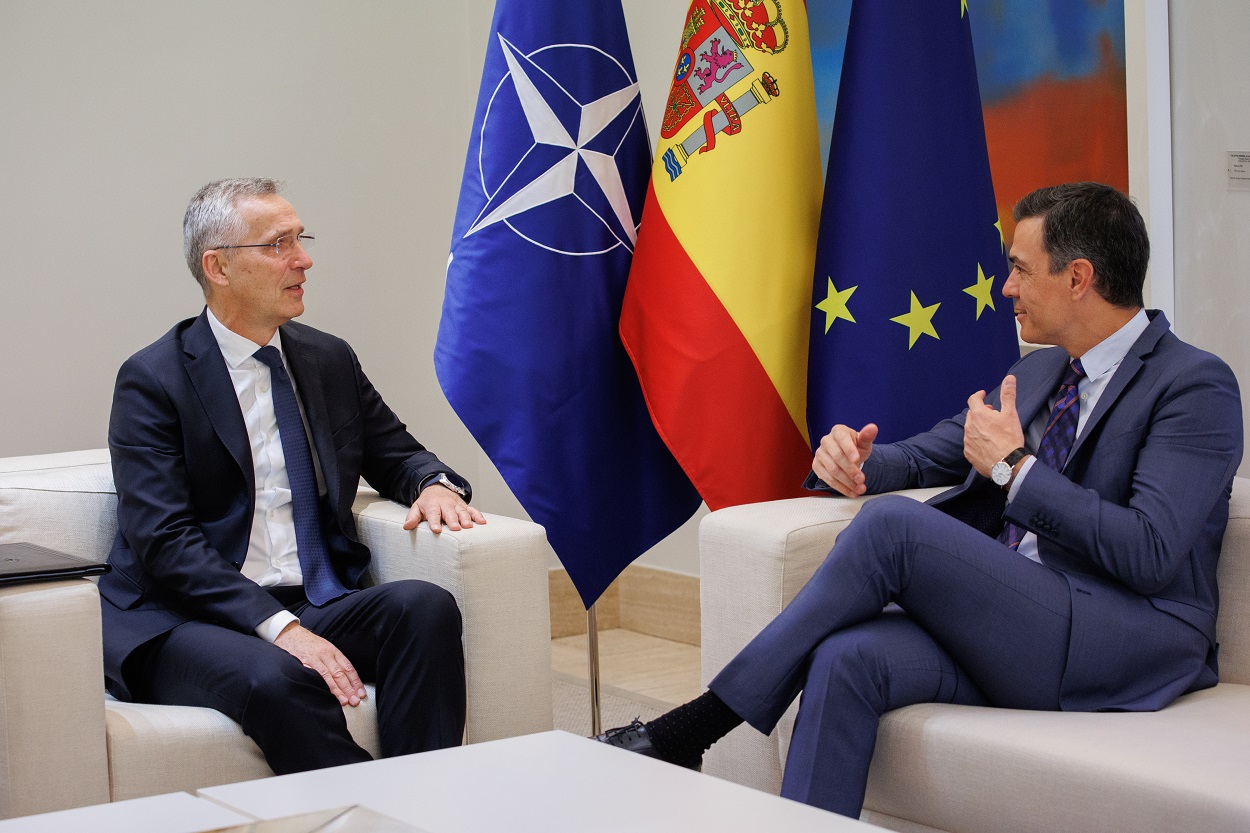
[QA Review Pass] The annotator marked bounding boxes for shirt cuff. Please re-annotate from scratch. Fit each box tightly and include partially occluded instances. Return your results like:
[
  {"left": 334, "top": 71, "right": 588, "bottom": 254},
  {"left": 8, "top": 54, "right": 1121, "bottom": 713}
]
[
  {"left": 1006, "top": 456, "right": 1037, "bottom": 502},
  {"left": 256, "top": 610, "right": 299, "bottom": 643}
]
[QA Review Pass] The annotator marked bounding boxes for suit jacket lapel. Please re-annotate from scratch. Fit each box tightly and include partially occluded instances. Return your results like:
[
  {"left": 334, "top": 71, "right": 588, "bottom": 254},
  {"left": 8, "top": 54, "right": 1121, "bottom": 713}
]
[
  {"left": 1066, "top": 310, "right": 1168, "bottom": 465},
  {"left": 1014, "top": 349, "right": 1069, "bottom": 432},
  {"left": 182, "top": 310, "right": 254, "bottom": 492},
  {"left": 280, "top": 325, "right": 341, "bottom": 512}
]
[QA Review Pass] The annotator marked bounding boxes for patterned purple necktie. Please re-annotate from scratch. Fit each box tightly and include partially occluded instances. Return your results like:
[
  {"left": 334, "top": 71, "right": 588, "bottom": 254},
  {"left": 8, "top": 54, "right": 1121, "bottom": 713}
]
[
  {"left": 253, "top": 346, "right": 351, "bottom": 605},
  {"left": 999, "top": 358, "right": 1086, "bottom": 550}
]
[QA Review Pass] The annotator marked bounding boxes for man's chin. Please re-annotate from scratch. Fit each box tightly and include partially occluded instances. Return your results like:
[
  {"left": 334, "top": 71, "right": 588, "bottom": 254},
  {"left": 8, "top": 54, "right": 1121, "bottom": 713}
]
[{"left": 1019, "top": 328, "right": 1058, "bottom": 348}]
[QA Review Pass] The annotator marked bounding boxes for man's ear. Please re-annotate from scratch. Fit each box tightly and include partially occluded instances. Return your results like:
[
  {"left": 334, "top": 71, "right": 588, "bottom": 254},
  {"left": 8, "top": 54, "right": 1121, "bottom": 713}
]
[
  {"left": 1068, "top": 258, "right": 1095, "bottom": 299},
  {"left": 202, "top": 249, "right": 230, "bottom": 291}
]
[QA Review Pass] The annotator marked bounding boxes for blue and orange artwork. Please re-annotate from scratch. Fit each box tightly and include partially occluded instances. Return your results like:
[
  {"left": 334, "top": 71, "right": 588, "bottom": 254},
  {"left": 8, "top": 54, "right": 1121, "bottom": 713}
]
[{"left": 810, "top": 0, "right": 1127, "bottom": 244}]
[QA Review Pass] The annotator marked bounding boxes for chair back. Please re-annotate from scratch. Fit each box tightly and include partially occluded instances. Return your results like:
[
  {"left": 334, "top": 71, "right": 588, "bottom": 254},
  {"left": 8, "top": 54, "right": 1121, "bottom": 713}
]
[{"left": 0, "top": 449, "right": 117, "bottom": 563}]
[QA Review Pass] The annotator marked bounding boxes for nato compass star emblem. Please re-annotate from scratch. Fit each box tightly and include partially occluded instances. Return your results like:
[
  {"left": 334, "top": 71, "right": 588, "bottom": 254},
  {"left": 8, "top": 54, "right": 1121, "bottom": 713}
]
[{"left": 462, "top": 34, "right": 649, "bottom": 256}]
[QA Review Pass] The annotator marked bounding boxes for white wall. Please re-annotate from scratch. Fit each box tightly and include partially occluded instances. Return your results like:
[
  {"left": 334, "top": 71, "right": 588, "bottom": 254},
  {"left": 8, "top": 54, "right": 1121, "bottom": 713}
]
[
  {"left": 1169, "top": 0, "right": 1250, "bottom": 472},
  {"left": 0, "top": 0, "right": 704, "bottom": 575}
]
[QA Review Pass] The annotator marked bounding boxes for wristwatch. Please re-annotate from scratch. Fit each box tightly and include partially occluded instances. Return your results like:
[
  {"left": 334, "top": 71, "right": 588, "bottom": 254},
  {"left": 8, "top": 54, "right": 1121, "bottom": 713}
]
[
  {"left": 990, "top": 447, "right": 1030, "bottom": 488},
  {"left": 431, "top": 473, "right": 467, "bottom": 497}
]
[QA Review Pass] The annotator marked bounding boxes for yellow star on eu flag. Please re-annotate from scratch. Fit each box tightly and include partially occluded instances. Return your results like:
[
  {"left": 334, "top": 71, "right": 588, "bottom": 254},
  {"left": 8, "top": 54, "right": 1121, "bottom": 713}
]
[
  {"left": 961, "top": 0, "right": 969, "bottom": 18},
  {"left": 890, "top": 291, "right": 941, "bottom": 349},
  {"left": 815, "top": 278, "right": 857, "bottom": 334},
  {"left": 962, "top": 263, "right": 997, "bottom": 320},
  {"left": 994, "top": 219, "right": 1005, "bottom": 251}
]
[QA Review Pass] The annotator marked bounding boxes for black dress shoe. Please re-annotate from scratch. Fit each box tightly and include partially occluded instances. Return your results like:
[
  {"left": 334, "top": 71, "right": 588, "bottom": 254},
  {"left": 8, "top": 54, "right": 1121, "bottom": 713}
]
[{"left": 593, "top": 720, "right": 701, "bottom": 771}]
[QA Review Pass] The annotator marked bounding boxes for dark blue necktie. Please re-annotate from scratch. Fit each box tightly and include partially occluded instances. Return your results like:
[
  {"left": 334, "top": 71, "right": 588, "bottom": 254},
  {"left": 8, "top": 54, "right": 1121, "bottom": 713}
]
[
  {"left": 253, "top": 346, "right": 350, "bottom": 605},
  {"left": 1000, "top": 358, "right": 1086, "bottom": 550}
]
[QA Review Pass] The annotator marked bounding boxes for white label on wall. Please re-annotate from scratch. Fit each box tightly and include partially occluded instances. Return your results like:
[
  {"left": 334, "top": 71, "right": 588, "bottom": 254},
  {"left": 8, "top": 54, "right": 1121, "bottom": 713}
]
[{"left": 1229, "top": 152, "right": 1250, "bottom": 189}]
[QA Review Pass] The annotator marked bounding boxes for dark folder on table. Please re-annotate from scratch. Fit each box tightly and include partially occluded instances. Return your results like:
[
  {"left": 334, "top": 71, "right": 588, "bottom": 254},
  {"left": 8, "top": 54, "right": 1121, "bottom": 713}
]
[{"left": 0, "top": 541, "right": 109, "bottom": 586}]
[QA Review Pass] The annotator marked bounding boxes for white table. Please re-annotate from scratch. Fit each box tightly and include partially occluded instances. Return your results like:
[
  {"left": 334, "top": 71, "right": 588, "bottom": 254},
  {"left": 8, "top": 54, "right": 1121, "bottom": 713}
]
[
  {"left": 0, "top": 792, "right": 250, "bottom": 833},
  {"left": 199, "top": 730, "right": 886, "bottom": 832}
]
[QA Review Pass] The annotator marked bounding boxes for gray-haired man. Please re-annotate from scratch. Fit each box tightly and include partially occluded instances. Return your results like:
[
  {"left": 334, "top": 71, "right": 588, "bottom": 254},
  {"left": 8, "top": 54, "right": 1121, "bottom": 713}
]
[{"left": 100, "top": 179, "right": 484, "bottom": 773}]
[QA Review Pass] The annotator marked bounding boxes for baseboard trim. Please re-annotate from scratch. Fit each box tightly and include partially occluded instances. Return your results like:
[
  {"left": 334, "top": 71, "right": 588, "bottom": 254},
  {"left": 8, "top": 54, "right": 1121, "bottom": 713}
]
[{"left": 549, "top": 565, "right": 700, "bottom": 646}]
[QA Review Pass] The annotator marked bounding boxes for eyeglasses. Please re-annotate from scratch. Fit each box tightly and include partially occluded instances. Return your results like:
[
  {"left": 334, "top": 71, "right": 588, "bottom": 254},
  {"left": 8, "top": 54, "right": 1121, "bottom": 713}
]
[{"left": 213, "top": 234, "right": 315, "bottom": 257}]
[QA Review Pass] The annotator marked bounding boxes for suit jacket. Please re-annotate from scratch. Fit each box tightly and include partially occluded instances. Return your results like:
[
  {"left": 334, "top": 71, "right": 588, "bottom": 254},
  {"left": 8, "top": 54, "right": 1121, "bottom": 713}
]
[
  {"left": 99, "top": 309, "right": 469, "bottom": 700},
  {"left": 822, "top": 311, "right": 1243, "bottom": 710}
]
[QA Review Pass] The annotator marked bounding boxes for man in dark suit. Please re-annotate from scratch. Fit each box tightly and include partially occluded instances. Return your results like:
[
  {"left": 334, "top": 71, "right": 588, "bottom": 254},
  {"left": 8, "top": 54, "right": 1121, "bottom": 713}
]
[
  {"left": 597, "top": 183, "right": 1243, "bottom": 817},
  {"left": 100, "top": 178, "right": 486, "bottom": 774}
]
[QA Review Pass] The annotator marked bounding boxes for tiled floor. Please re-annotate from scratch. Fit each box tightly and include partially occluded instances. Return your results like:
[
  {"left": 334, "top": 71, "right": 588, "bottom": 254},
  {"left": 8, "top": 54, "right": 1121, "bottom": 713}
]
[{"left": 551, "top": 628, "right": 702, "bottom": 708}]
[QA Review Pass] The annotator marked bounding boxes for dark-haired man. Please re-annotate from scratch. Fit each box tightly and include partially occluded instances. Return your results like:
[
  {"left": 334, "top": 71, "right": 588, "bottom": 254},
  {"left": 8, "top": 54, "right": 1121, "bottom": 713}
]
[
  {"left": 597, "top": 183, "right": 1243, "bottom": 818},
  {"left": 100, "top": 178, "right": 485, "bottom": 774}
]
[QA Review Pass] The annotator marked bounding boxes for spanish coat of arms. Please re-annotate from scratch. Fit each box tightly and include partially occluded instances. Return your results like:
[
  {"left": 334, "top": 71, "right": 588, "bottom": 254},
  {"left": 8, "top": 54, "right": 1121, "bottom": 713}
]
[{"left": 660, "top": 0, "right": 789, "bottom": 181}]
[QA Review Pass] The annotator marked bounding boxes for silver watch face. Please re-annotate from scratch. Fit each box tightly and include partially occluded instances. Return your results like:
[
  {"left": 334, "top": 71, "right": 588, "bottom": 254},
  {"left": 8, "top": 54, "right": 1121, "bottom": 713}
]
[
  {"left": 990, "top": 460, "right": 1012, "bottom": 486},
  {"left": 438, "top": 474, "right": 466, "bottom": 496}
]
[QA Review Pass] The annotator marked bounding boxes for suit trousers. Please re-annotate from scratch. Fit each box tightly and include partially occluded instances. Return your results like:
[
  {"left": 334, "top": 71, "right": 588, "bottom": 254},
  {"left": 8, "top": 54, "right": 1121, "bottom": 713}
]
[
  {"left": 131, "top": 579, "right": 466, "bottom": 775},
  {"left": 709, "top": 495, "right": 1074, "bottom": 817}
]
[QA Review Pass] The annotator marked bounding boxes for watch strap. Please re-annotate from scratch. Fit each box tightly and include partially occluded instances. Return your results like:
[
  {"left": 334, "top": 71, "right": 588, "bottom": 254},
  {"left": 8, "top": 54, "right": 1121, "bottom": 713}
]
[
  {"left": 1003, "top": 447, "right": 1030, "bottom": 468},
  {"left": 418, "top": 471, "right": 471, "bottom": 502}
]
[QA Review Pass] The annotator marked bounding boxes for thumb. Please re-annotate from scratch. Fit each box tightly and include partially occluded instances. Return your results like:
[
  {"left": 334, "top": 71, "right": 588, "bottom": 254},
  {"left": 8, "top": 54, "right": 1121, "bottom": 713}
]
[
  {"left": 1000, "top": 375, "right": 1018, "bottom": 415},
  {"left": 858, "top": 423, "right": 879, "bottom": 450}
]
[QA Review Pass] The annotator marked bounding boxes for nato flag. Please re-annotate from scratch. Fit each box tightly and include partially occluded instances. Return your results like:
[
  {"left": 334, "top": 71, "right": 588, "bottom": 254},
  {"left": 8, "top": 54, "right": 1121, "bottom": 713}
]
[
  {"left": 806, "top": 1, "right": 1020, "bottom": 446},
  {"left": 437, "top": 0, "right": 700, "bottom": 607}
]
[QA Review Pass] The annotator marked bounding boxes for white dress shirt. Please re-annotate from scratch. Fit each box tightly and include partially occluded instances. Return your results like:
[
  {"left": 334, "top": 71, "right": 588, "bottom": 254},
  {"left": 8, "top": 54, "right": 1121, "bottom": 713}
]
[
  {"left": 1007, "top": 309, "right": 1150, "bottom": 562},
  {"left": 207, "top": 309, "right": 326, "bottom": 641}
]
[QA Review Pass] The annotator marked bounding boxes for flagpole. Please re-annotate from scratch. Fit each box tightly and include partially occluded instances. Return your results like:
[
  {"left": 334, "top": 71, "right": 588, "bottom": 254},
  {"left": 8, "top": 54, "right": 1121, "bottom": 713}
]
[{"left": 586, "top": 602, "right": 602, "bottom": 735}]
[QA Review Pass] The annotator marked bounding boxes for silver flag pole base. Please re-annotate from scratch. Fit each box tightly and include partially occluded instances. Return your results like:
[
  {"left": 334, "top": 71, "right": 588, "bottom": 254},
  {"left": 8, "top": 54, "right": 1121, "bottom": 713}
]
[{"left": 587, "top": 601, "right": 602, "bottom": 736}]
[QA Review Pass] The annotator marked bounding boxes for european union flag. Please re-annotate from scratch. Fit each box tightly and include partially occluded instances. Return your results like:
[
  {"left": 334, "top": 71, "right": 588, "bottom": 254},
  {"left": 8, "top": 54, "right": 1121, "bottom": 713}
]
[
  {"left": 806, "top": 1, "right": 1020, "bottom": 445},
  {"left": 437, "top": 0, "right": 700, "bottom": 607}
]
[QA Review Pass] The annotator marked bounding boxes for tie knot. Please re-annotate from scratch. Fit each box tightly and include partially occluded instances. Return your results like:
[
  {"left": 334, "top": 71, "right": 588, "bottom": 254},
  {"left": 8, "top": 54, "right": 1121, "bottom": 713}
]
[
  {"left": 253, "top": 346, "right": 283, "bottom": 371},
  {"left": 1064, "top": 358, "right": 1086, "bottom": 387}
]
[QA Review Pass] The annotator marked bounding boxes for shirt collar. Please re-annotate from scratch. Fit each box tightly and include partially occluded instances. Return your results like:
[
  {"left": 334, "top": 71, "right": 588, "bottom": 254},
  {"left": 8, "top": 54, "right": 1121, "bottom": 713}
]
[
  {"left": 206, "top": 307, "right": 282, "bottom": 370},
  {"left": 1076, "top": 308, "right": 1149, "bottom": 383}
]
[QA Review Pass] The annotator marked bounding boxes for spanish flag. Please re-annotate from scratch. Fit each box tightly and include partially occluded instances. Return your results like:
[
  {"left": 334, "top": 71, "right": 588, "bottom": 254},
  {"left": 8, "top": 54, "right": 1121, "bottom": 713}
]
[{"left": 620, "top": 0, "right": 821, "bottom": 511}]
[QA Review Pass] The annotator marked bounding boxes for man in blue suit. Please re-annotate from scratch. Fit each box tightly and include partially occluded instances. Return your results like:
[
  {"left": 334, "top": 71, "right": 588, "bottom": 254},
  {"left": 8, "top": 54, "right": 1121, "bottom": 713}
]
[
  {"left": 597, "top": 183, "right": 1244, "bottom": 817},
  {"left": 100, "top": 178, "right": 486, "bottom": 774}
]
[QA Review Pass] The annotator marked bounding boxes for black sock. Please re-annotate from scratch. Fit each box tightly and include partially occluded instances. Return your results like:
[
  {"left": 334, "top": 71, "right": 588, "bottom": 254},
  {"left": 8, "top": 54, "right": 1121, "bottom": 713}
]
[{"left": 644, "top": 690, "right": 743, "bottom": 768}]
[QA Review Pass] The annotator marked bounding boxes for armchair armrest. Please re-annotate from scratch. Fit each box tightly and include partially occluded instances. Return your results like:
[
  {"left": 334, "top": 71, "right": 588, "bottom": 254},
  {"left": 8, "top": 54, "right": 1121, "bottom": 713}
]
[
  {"left": 351, "top": 491, "right": 554, "bottom": 744},
  {"left": 699, "top": 488, "right": 945, "bottom": 793},
  {"left": 0, "top": 579, "right": 110, "bottom": 818}
]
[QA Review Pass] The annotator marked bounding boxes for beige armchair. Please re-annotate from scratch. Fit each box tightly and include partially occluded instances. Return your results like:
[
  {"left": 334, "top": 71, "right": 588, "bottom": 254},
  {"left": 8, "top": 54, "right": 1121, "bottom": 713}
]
[
  {"left": 0, "top": 449, "right": 554, "bottom": 819},
  {"left": 700, "top": 479, "right": 1250, "bottom": 833}
]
